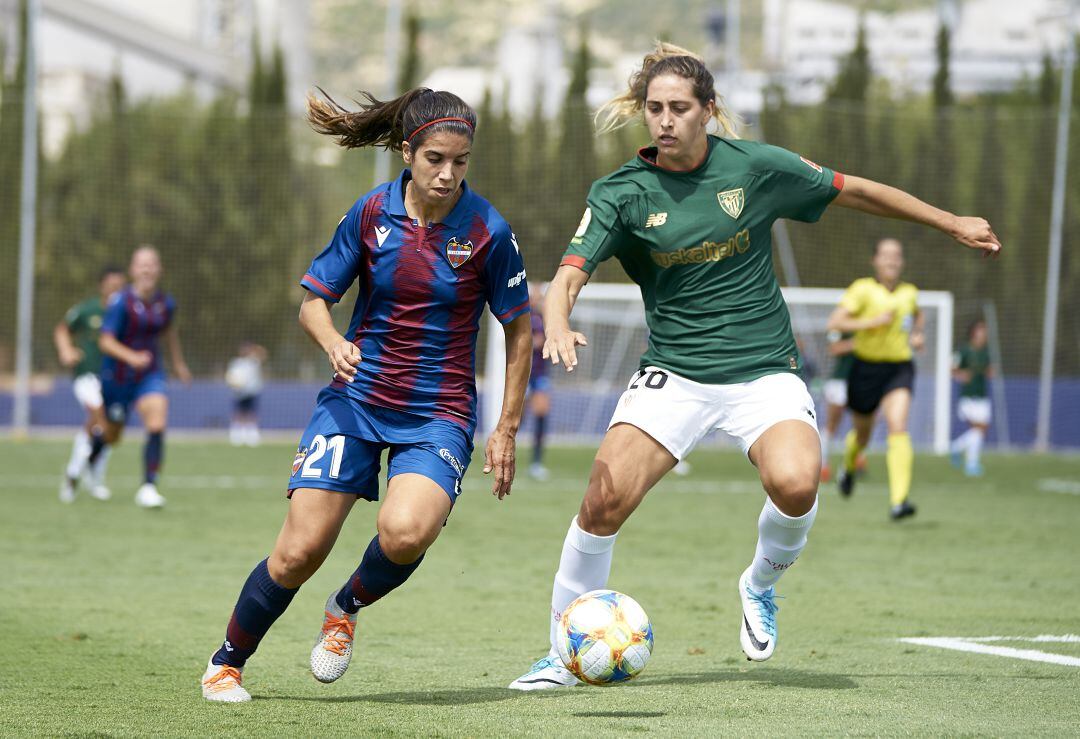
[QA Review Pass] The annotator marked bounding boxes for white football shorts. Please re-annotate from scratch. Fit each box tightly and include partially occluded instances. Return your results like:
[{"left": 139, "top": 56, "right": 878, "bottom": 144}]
[
  {"left": 823, "top": 378, "right": 848, "bottom": 408},
  {"left": 608, "top": 366, "right": 819, "bottom": 459},
  {"left": 957, "top": 397, "right": 992, "bottom": 426},
  {"left": 72, "top": 372, "right": 104, "bottom": 410}
]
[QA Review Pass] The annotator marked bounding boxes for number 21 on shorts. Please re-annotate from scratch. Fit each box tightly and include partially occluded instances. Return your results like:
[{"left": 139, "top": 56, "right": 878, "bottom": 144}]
[{"left": 301, "top": 434, "right": 345, "bottom": 479}]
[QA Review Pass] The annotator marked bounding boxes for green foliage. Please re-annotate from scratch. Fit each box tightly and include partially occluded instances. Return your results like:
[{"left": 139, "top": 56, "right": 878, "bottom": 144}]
[
  {"left": 399, "top": 11, "right": 422, "bottom": 92},
  {"left": 932, "top": 23, "right": 954, "bottom": 110}
]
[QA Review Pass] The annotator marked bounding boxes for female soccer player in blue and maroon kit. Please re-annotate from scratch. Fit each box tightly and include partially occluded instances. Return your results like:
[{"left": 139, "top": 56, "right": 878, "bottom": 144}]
[{"left": 201, "top": 88, "right": 533, "bottom": 702}]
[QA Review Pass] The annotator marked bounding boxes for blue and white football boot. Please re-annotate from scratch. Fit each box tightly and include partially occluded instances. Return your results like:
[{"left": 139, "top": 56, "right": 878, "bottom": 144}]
[
  {"left": 738, "top": 567, "right": 778, "bottom": 661},
  {"left": 508, "top": 655, "right": 578, "bottom": 691}
]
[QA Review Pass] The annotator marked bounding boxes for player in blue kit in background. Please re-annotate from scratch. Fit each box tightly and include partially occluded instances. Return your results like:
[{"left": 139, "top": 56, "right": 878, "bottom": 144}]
[
  {"left": 85, "top": 246, "right": 191, "bottom": 509},
  {"left": 527, "top": 284, "right": 552, "bottom": 481},
  {"left": 201, "top": 86, "right": 534, "bottom": 702}
]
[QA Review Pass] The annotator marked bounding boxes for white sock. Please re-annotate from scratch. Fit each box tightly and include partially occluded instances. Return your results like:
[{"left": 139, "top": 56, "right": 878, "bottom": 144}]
[
  {"left": 66, "top": 430, "right": 91, "bottom": 479},
  {"left": 548, "top": 516, "right": 617, "bottom": 657},
  {"left": 965, "top": 428, "right": 984, "bottom": 468},
  {"left": 819, "top": 428, "right": 832, "bottom": 467},
  {"left": 749, "top": 497, "right": 818, "bottom": 592},
  {"left": 91, "top": 446, "right": 111, "bottom": 487},
  {"left": 229, "top": 423, "right": 242, "bottom": 446},
  {"left": 951, "top": 429, "right": 975, "bottom": 455}
]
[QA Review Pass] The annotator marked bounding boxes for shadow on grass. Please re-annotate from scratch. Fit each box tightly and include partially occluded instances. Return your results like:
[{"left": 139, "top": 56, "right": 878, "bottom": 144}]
[
  {"left": 573, "top": 711, "right": 667, "bottom": 718},
  {"left": 634, "top": 667, "right": 858, "bottom": 690},
  {"left": 268, "top": 687, "right": 519, "bottom": 706},
  {"left": 268, "top": 667, "right": 861, "bottom": 706}
]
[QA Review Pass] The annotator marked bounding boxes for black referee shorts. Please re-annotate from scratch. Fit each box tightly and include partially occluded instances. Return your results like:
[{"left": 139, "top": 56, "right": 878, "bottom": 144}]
[{"left": 846, "top": 358, "right": 915, "bottom": 415}]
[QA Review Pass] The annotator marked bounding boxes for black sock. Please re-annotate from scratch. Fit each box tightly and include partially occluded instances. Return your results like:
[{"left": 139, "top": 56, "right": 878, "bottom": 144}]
[{"left": 335, "top": 535, "right": 424, "bottom": 614}]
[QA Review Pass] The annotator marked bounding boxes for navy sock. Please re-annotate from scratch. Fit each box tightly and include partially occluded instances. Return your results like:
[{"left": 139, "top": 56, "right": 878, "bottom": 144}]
[
  {"left": 533, "top": 415, "right": 547, "bottom": 465},
  {"left": 212, "top": 558, "right": 299, "bottom": 668},
  {"left": 87, "top": 431, "right": 107, "bottom": 465},
  {"left": 144, "top": 431, "right": 163, "bottom": 484},
  {"left": 335, "top": 535, "right": 423, "bottom": 614}
]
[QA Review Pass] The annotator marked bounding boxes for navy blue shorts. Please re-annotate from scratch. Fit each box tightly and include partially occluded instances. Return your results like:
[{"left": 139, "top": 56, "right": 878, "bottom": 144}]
[
  {"left": 102, "top": 372, "right": 168, "bottom": 424},
  {"left": 235, "top": 395, "right": 258, "bottom": 414},
  {"left": 287, "top": 388, "right": 473, "bottom": 503}
]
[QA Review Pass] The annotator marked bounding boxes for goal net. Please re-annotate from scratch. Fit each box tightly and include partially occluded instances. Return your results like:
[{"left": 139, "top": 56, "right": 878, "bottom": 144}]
[{"left": 483, "top": 283, "right": 953, "bottom": 453}]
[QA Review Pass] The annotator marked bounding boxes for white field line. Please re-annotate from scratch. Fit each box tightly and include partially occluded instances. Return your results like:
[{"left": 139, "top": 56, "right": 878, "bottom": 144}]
[
  {"left": 964, "top": 635, "right": 1080, "bottom": 643},
  {"left": 1037, "top": 478, "right": 1080, "bottom": 495},
  {"left": 899, "top": 636, "right": 1080, "bottom": 667}
]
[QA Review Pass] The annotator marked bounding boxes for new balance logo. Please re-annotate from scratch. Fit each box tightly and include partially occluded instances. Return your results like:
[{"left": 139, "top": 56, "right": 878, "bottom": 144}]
[
  {"left": 645, "top": 212, "right": 668, "bottom": 228},
  {"left": 375, "top": 225, "right": 390, "bottom": 247}
]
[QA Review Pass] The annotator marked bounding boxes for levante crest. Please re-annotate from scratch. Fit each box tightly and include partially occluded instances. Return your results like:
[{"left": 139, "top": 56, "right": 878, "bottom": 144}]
[
  {"left": 717, "top": 188, "right": 745, "bottom": 219},
  {"left": 446, "top": 236, "right": 474, "bottom": 268}
]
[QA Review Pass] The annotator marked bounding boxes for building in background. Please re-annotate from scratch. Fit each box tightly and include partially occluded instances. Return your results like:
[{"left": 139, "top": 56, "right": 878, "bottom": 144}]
[
  {"left": 763, "top": 0, "right": 1069, "bottom": 105},
  {"left": 0, "top": 0, "right": 311, "bottom": 155}
]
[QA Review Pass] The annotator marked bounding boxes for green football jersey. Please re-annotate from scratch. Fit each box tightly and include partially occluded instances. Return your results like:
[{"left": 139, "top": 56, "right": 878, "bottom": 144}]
[
  {"left": 562, "top": 136, "right": 843, "bottom": 385},
  {"left": 63, "top": 297, "right": 106, "bottom": 377},
  {"left": 955, "top": 344, "right": 990, "bottom": 398}
]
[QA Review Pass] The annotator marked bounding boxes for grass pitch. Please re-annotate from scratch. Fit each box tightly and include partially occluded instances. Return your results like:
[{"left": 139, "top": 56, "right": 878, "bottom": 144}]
[{"left": 2, "top": 437, "right": 1078, "bottom": 736}]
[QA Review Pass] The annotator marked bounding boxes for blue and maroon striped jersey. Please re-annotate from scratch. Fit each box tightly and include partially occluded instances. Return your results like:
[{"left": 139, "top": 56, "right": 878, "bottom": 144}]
[
  {"left": 99, "top": 287, "right": 176, "bottom": 384},
  {"left": 301, "top": 170, "right": 530, "bottom": 434}
]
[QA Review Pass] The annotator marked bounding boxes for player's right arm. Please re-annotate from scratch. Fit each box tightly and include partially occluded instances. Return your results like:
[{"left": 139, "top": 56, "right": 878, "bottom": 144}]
[
  {"left": 298, "top": 200, "right": 365, "bottom": 382},
  {"left": 54, "top": 306, "right": 82, "bottom": 368},
  {"left": 543, "top": 265, "right": 590, "bottom": 371},
  {"left": 98, "top": 296, "right": 152, "bottom": 370},
  {"left": 544, "top": 180, "right": 630, "bottom": 371},
  {"left": 825, "top": 330, "right": 855, "bottom": 357},
  {"left": 827, "top": 281, "right": 892, "bottom": 333}
]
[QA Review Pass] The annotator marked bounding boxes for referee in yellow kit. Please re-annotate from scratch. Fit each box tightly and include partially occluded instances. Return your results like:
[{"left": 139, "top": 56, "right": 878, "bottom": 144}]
[{"left": 827, "top": 238, "right": 923, "bottom": 520}]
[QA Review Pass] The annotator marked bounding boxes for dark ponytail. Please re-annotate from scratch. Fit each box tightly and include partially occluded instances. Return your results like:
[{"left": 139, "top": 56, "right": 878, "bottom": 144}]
[{"left": 307, "top": 87, "right": 476, "bottom": 151}]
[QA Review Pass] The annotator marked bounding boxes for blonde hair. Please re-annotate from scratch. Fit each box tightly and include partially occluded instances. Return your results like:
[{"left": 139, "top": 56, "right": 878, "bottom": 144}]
[{"left": 594, "top": 41, "right": 740, "bottom": 138}]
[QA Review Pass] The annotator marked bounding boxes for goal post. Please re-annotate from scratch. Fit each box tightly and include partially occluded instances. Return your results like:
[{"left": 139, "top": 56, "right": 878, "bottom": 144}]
[{"left": 483, "top": 283, "right": 953, "bottom": 454}]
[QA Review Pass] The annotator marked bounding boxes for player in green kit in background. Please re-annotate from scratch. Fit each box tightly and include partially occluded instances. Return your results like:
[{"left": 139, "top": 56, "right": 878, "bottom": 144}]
[
  {"left": 509, "top": 42, "right": 1003, "bottom": 690},
  {"left": 818, "top": 331, "right": 864, "bottom": 482},
  {"left": 950, "top": 319, "right": 993, "bottom": 476},
  {"left": 55, "top": 266, "right": 126, "bottom": 503}
]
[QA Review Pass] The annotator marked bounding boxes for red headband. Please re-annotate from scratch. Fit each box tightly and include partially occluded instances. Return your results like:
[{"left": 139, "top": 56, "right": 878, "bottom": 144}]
[{"left": 407, "top": 117, "right": 474, "bottom": 143}]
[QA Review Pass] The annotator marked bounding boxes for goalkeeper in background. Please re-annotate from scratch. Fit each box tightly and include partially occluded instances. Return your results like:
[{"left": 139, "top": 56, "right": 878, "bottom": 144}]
[{"left": 827, "top": 238, "right": 922, "bottom": 520}]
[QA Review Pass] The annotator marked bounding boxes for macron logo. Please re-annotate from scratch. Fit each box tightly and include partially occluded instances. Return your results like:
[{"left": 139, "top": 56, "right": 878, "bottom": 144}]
[
  {"left": 507, "top": 269, "right": 527, "bottom": 289},
  {"left": 375, "top": 225, "right": 390, "bottom": 248}
]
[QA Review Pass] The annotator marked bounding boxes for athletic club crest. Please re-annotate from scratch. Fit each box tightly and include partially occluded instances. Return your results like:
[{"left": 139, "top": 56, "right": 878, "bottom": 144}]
[
  {"left": 292, "top": 446, "right": 308, "bottom": 475},
  {"left": 717, "top": 188, "right": 745, "bottom": 219},
  {"left": 445, "top": 236, "right": 474, "bottom": 269}
]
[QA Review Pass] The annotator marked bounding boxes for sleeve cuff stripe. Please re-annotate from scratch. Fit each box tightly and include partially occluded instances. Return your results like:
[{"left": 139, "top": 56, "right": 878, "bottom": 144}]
[
  {"left": 832, "top": 171, "right": 845, "bottom": 191},
  {"left": 560, "top": 255, "right": 589, "bottom": 270},
  {"left": 301, "top": 274, "right": 342, "bottom": 299},
  {"left": 496, "top": 300, "right": 530, "bottom": 322}
]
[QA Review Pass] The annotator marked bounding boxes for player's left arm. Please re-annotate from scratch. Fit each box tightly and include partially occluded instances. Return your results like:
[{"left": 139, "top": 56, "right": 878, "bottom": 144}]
[
  {"left": 164, "top": 324, "right": 192, "bottom": 384},
  {"left": 833, "top": 176, "right": 1002, "bottom": 256},
  {"left": 483, "top": 313, "right": 532, "bottom": 500}
]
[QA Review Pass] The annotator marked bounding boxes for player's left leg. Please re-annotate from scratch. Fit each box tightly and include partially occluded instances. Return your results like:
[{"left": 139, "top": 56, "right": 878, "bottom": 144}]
[
  {"left": 312, "top": 437, "right": 463, "bottom": 684},
  {"left": 880, "top": 387, "right": 915, "bottom": 519},
  {"left": 133, "top": 391, "right": 168, "bottom": 508},
  {"left": 727, "top": 373, "right": 821, "bottom": 662}
]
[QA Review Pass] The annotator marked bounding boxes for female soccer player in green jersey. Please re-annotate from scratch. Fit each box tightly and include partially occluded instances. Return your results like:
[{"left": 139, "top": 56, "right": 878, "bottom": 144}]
[
  {"left": 509, "top": 43, "right": 1002, "bottom": 690},
  {"left": 950, "top": 318, "right": 994, "bottom": 476}
]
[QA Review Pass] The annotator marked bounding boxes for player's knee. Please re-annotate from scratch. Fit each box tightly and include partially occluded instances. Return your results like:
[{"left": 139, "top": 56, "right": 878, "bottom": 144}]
[
  {"left": 763, "top": 469, "right": 818, "bottom": 516},
  {"left": 577, "top": 488, "right": 627, "bottom": 537},
  {"left": 377, "top": 514, "right": 432, "bottom": 564},
  {"left": 268, "top": 545, "right": 325, "bottom": 587}
]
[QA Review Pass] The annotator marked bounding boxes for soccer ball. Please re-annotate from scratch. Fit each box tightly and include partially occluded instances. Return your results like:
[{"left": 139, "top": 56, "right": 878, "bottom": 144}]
[{"left": 557, "top": 589, "right": 653, "bottom": 685}]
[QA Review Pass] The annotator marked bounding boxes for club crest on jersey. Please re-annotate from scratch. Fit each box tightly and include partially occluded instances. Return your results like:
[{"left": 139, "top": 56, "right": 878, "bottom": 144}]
[
  {"left": 292, "top": 446, "right": 308, "bottom": 475},
  {"left": 717, "top": 188, "right": 745, "bottom": 219},
  {"left": 445, "top": 236, "right": 474, "bottom": 269}
]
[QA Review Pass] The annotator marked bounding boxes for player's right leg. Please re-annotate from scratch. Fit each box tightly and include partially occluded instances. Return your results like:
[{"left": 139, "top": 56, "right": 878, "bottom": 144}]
[
  {"left": 202, "top": 488, "right": 355, "bottom": 702},
  {"left": 509, "top": 422, "right": 677, "bottom": 691}
]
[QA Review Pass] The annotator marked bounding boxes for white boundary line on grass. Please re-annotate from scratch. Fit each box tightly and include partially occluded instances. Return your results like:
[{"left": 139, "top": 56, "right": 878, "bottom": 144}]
[
  {"left": 1037, "top": 478, "right": 1080, "bottom": 495},
  {"left": 899, "top": 636, "right": 1080, "bottom": 667}
]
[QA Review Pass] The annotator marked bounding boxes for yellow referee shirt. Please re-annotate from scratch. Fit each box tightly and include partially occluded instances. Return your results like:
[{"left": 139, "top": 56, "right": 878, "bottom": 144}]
[{"left": 839, "top": 278, "right": 919, "bottom": 363}]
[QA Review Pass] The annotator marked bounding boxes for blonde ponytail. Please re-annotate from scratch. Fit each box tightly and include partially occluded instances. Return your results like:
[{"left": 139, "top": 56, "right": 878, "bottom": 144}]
[{"left": 594, "top": 41, "right": 740, "bottom": 138}]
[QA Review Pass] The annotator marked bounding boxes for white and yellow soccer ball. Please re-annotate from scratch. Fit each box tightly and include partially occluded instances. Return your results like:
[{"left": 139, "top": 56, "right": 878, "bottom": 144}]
[{"left": 557, "top": 589, "right": 653, "bottom": 685}]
